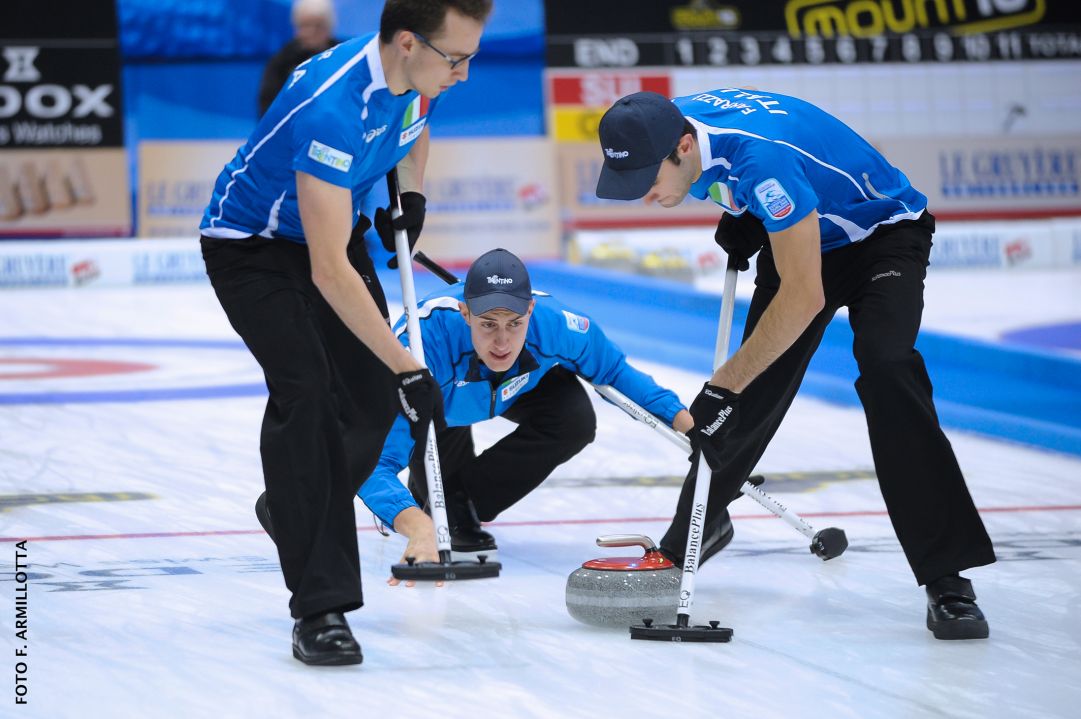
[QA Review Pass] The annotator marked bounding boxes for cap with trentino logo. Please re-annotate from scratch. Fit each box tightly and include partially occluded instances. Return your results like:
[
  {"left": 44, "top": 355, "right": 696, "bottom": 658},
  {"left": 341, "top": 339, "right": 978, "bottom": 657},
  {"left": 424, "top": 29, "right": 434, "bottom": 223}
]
[
  {"left": 463, "top": 248, "right": 533, "bottom": 316},
  {"left": 595, "top": 91, "right": 686, "bottom": 201}
]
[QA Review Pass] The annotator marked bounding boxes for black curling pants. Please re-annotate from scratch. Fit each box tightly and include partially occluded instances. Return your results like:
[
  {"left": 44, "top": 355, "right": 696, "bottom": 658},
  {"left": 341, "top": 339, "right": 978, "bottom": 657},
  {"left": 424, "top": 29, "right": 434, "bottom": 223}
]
[
  {"left": 661, "top": 213, "right": 996, "bottom": 585},
  {"left": 407, "top": 366, "right": 597, "bottom": 522},
  {"left": 201, "top": 232, "right": 397, "bottom": 619}
]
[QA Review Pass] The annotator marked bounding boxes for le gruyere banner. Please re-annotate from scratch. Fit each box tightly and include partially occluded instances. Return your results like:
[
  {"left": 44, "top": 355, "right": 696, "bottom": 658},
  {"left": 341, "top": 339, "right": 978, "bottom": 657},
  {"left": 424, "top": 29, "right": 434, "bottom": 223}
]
[{"left": 138, "top": 141, "right": 240, "bottom": 238}]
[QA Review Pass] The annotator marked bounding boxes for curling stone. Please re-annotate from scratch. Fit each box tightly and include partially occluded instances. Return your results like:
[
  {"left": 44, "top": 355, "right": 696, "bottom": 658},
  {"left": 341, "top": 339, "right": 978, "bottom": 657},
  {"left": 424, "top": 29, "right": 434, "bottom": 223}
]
[{"left": 566, "top": 535, "right": 681, "bottom": 627}]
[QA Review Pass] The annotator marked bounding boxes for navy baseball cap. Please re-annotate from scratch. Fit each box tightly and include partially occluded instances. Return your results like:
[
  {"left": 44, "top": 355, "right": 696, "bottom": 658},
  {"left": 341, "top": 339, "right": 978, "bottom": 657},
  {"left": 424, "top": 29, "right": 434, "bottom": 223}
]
[
  {"left": 596, "top": 91, "right": 686, "bottom": 201},
  {"left": 463, "top": 248, "right": 532, "bottom": 316}
]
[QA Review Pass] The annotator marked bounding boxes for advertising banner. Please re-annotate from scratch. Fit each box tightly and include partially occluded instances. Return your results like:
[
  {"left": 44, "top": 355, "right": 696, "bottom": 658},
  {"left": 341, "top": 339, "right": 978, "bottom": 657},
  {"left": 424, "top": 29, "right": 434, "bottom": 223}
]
[
  {"left": 545, "top": 64, "right": 1081, "bottom": 229},
  {"left": 0, "top": 0, "right": 130, "bottom": 237},
  {"left": 556, "top": 142, "right": 718, "bottom": 230},
  {"left": 547, "top": 70, "right": 725, "bottom": 230},
  {"left": 568, "top": 218, "right": 1081, "bottom": 284},
  {"left": 878, "top": 134, "right": 1081, "bottom": 218},
  {"left": 138, "top": 141, "right": 240, "bottom": 238},
  {"left": 927, "top": 218, "right": 1080, "bottom": 268},
  {"left": 556, "top": 133, "right": 1081, "bottom": 237},
  {"left": 0, "top": 238, "right": 207, "bottom": 289},
  {"left": 409, "top": 137, "right": 560, "bottom": 262},
  {"left": 548, "top": 73, "right": 673, "bottom": 142},
  {"left": 5, "top": 218, "right": 1077, "bottom": 291},
  {"left": 138, "top": 137, "right": 560, "bottom": 260}
]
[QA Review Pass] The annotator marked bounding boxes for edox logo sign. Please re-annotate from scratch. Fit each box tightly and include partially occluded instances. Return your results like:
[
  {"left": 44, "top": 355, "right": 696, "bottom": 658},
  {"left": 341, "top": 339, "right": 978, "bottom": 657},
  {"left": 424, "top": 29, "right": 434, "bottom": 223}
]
[
  {"left": 0, "top": 47, "right": 114, "bottom": 119},
  {"left": 3, "top": 48, "right": 41, "bottom": 82}
]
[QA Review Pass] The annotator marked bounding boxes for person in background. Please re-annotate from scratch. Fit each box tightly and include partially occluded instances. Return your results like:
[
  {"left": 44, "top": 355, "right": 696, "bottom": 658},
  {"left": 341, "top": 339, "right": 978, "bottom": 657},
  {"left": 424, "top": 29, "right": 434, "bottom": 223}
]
[{"left": 258, "top": 0, "right": 342, "bottom": 116}]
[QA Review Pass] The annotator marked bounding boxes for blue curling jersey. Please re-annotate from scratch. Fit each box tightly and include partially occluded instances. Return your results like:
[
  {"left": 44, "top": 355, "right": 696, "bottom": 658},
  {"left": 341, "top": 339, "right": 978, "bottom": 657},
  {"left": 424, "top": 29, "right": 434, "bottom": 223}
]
[
  {"left": 201, "top": 33, "right": 437, "bottom": 241},
  {"left": 677, "top": 89, "right": 927, "bottom": 252},
  {"left": 358, "top": 284, "right": 686, "bottom": 527}
]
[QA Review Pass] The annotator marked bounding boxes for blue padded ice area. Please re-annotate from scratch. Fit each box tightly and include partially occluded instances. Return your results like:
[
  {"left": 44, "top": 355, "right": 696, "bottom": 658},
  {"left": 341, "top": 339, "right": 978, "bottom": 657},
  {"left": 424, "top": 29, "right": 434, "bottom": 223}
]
[{"left": 382, "top": 261, "right": 1081, "bottom": 457}]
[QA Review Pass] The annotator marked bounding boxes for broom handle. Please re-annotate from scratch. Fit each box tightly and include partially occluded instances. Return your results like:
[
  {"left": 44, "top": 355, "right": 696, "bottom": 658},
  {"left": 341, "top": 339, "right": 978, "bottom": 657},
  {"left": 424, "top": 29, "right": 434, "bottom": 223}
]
[{"left": 674, "top": 255, "right": 738, "bottom": 627}]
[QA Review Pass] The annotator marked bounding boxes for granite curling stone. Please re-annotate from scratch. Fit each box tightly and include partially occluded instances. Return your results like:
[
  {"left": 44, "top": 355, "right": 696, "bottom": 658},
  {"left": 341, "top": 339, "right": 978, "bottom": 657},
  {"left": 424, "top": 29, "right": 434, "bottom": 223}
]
[{"left": 566, "top": 534, "right": 681, "bottom": 627}]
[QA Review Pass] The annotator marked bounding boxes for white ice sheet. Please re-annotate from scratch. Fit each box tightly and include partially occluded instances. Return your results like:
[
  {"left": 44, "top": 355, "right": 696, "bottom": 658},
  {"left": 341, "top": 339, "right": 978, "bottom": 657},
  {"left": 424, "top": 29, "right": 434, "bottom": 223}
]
[{"left": 1, "top": 282, "right": 1079, "bottom": 719}]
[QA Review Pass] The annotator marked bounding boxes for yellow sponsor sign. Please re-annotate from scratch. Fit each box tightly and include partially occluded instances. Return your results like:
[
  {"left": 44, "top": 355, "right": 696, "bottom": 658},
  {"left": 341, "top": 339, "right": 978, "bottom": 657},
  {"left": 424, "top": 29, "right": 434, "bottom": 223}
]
[
  {"left": 784, "top": 0, "right": 1046, "bottom": 38},
  {"left": 550, "top": 106, "right": 608, "bottom": 142},
  {"left": 670, "top": 2, "right": 741, "bottom": 30}
]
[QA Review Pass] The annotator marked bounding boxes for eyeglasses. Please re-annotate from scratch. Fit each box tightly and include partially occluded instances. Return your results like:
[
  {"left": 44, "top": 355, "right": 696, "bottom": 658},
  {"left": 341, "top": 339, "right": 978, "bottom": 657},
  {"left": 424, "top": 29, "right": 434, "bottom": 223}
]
[{"left": 412, "top": 31, "right": 477, "bottom": 70}]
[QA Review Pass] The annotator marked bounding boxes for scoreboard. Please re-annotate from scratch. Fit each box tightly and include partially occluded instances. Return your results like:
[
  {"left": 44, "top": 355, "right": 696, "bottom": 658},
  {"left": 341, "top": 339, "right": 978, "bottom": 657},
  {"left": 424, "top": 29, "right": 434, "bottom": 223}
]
[
  {"left": 544, "top": 0, "right": 1081, "bottom": 231},
  {"left": 546, "top": 1, "right": 1081, "bottom": 68},
  {"left": 558, "top": 29, "right": 1081, "bottom": 67}
]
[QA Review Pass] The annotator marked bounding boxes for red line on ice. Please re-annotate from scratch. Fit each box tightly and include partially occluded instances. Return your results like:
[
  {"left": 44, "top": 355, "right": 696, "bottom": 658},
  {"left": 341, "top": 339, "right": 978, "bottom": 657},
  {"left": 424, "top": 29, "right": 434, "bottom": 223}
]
[{"left": 1, "top": 504, "right": 1079, "bottom": 543}]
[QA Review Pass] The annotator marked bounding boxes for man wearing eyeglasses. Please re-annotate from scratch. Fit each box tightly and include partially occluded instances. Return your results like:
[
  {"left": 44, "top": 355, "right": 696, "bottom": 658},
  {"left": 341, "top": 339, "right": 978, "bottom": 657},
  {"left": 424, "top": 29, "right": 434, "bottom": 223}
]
[{"left": 199, "top": 0, "right": 492, "bottom": 667}]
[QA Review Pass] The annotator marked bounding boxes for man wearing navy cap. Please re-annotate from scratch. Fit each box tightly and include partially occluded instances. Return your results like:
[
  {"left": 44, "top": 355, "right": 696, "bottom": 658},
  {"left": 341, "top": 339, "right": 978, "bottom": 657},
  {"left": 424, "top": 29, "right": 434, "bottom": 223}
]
[
  {"left": 356, "top": 248, "right": 700, "bottom": 577},
  {"left": 595, "top": 90, "right": 996, "bottom": 640}
]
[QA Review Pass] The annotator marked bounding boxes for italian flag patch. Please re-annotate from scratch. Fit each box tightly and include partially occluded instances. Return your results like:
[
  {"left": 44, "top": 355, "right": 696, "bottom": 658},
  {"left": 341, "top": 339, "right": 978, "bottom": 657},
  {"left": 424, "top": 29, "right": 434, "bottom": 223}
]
[
  {"left": 402, "top": 96, "right": 430, "bottom": 128},
  {"left": 708, "top": 182, "right": 743, "bottom": 213},
  {"left": 708, "top": 182, "right": 731, "bottom": 207}
]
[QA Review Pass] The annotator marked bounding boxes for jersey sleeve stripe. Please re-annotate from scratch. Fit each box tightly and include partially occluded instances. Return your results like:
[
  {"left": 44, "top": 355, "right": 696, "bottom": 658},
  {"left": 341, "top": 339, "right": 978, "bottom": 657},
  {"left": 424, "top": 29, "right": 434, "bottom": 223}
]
[{"left": 692, "top": 121, "right": 872, "bottom": 202}]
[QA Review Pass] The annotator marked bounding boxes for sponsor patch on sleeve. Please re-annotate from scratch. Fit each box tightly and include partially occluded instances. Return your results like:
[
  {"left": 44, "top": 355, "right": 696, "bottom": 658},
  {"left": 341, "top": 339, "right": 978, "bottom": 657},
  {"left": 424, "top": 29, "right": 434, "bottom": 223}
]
[
  {"left": 753, "top": 178, "right": 794, "bottom": 221},
  {"left": 562, "top": 310, "right": 590, "bottom": 333},
  {"left": 307, "top": 140, "right": 353, "bottom": 172}
]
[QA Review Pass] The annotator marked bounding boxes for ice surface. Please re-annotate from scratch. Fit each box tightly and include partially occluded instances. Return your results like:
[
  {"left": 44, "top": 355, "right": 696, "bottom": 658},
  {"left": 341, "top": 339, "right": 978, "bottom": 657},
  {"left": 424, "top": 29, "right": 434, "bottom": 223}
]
[{"left": 1, "top": 276, "right": 1079, "bottom": 719}]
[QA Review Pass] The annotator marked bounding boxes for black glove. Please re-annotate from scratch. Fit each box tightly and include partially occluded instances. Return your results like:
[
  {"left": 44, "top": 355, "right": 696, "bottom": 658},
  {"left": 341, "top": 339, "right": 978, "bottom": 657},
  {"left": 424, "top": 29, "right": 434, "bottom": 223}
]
[
  {"left": 347, "top": 212, "right": 373, "bottom": 260},
  {"left": 396, "top": 368, "right": 445, "bottom": 447},
  {"left": 687, "top": 382, "right": 741, "bottom": 470},
  {"left": 375, "top": 191, "right": 426, "bottom": 269},
  {"left": 346, "top": 213, "right": 392, "bottom": 321},
  {"left": 714, "top": 212, "right": 768, "bottom": 271},
  {"left": 349, "top": 212, "right": 373, "bottom": 240}
]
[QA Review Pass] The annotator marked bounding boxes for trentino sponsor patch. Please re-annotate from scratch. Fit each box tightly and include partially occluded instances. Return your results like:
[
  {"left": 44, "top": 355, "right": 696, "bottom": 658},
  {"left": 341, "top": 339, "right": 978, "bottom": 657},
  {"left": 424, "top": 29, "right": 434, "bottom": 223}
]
[
  {"left": 562, "top": 310, "right": 590, "bottom": 333},
  {"left": 754, "top": 178, "right": 794, "bottom": 220},
  {"left": 307, "top": 140, "right": 353, "bottom": 172}
]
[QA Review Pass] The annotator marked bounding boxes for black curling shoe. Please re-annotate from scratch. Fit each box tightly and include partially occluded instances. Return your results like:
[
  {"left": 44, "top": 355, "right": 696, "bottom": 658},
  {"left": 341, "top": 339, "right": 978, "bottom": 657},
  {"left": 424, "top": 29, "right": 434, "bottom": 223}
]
[
  {"left": 407, "top": 477, "right": 498, "bottom": 556},
  {"left": 447, "top": 490, "right": 497, "bottom": 554},
  {"left": 255, "top": 491, "right": 275, "bottom": 540},
  {"left": 292, "top": 612, "right": 363, "bottom": 666},
  {"left": 701, "top": 508, "right": 735, "bottom": 566},
  {"left": 658, "top": 507, "right": 734, "bottom": 568},
  {"left": 926, "top": 574, "right": 989, "bottom": 640}
]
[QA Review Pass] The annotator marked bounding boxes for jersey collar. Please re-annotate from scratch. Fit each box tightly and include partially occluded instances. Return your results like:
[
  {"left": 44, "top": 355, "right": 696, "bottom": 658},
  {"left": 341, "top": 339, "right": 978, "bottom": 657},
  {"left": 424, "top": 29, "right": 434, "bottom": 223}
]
[
  {"left": 687, "top": 117, "right": 736, "bottom": 201},
  {"left": 363, "top": 34, "right": 389, "bottom": 98},
  {"left": 690, "top": 116, "right": 714, "bottom": 180},
  {"left": 688, "top": 117, "right": 717, "bottom": 200},
  {"left": 464, "top": 347, "right": 540, "bottom": 383}
]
